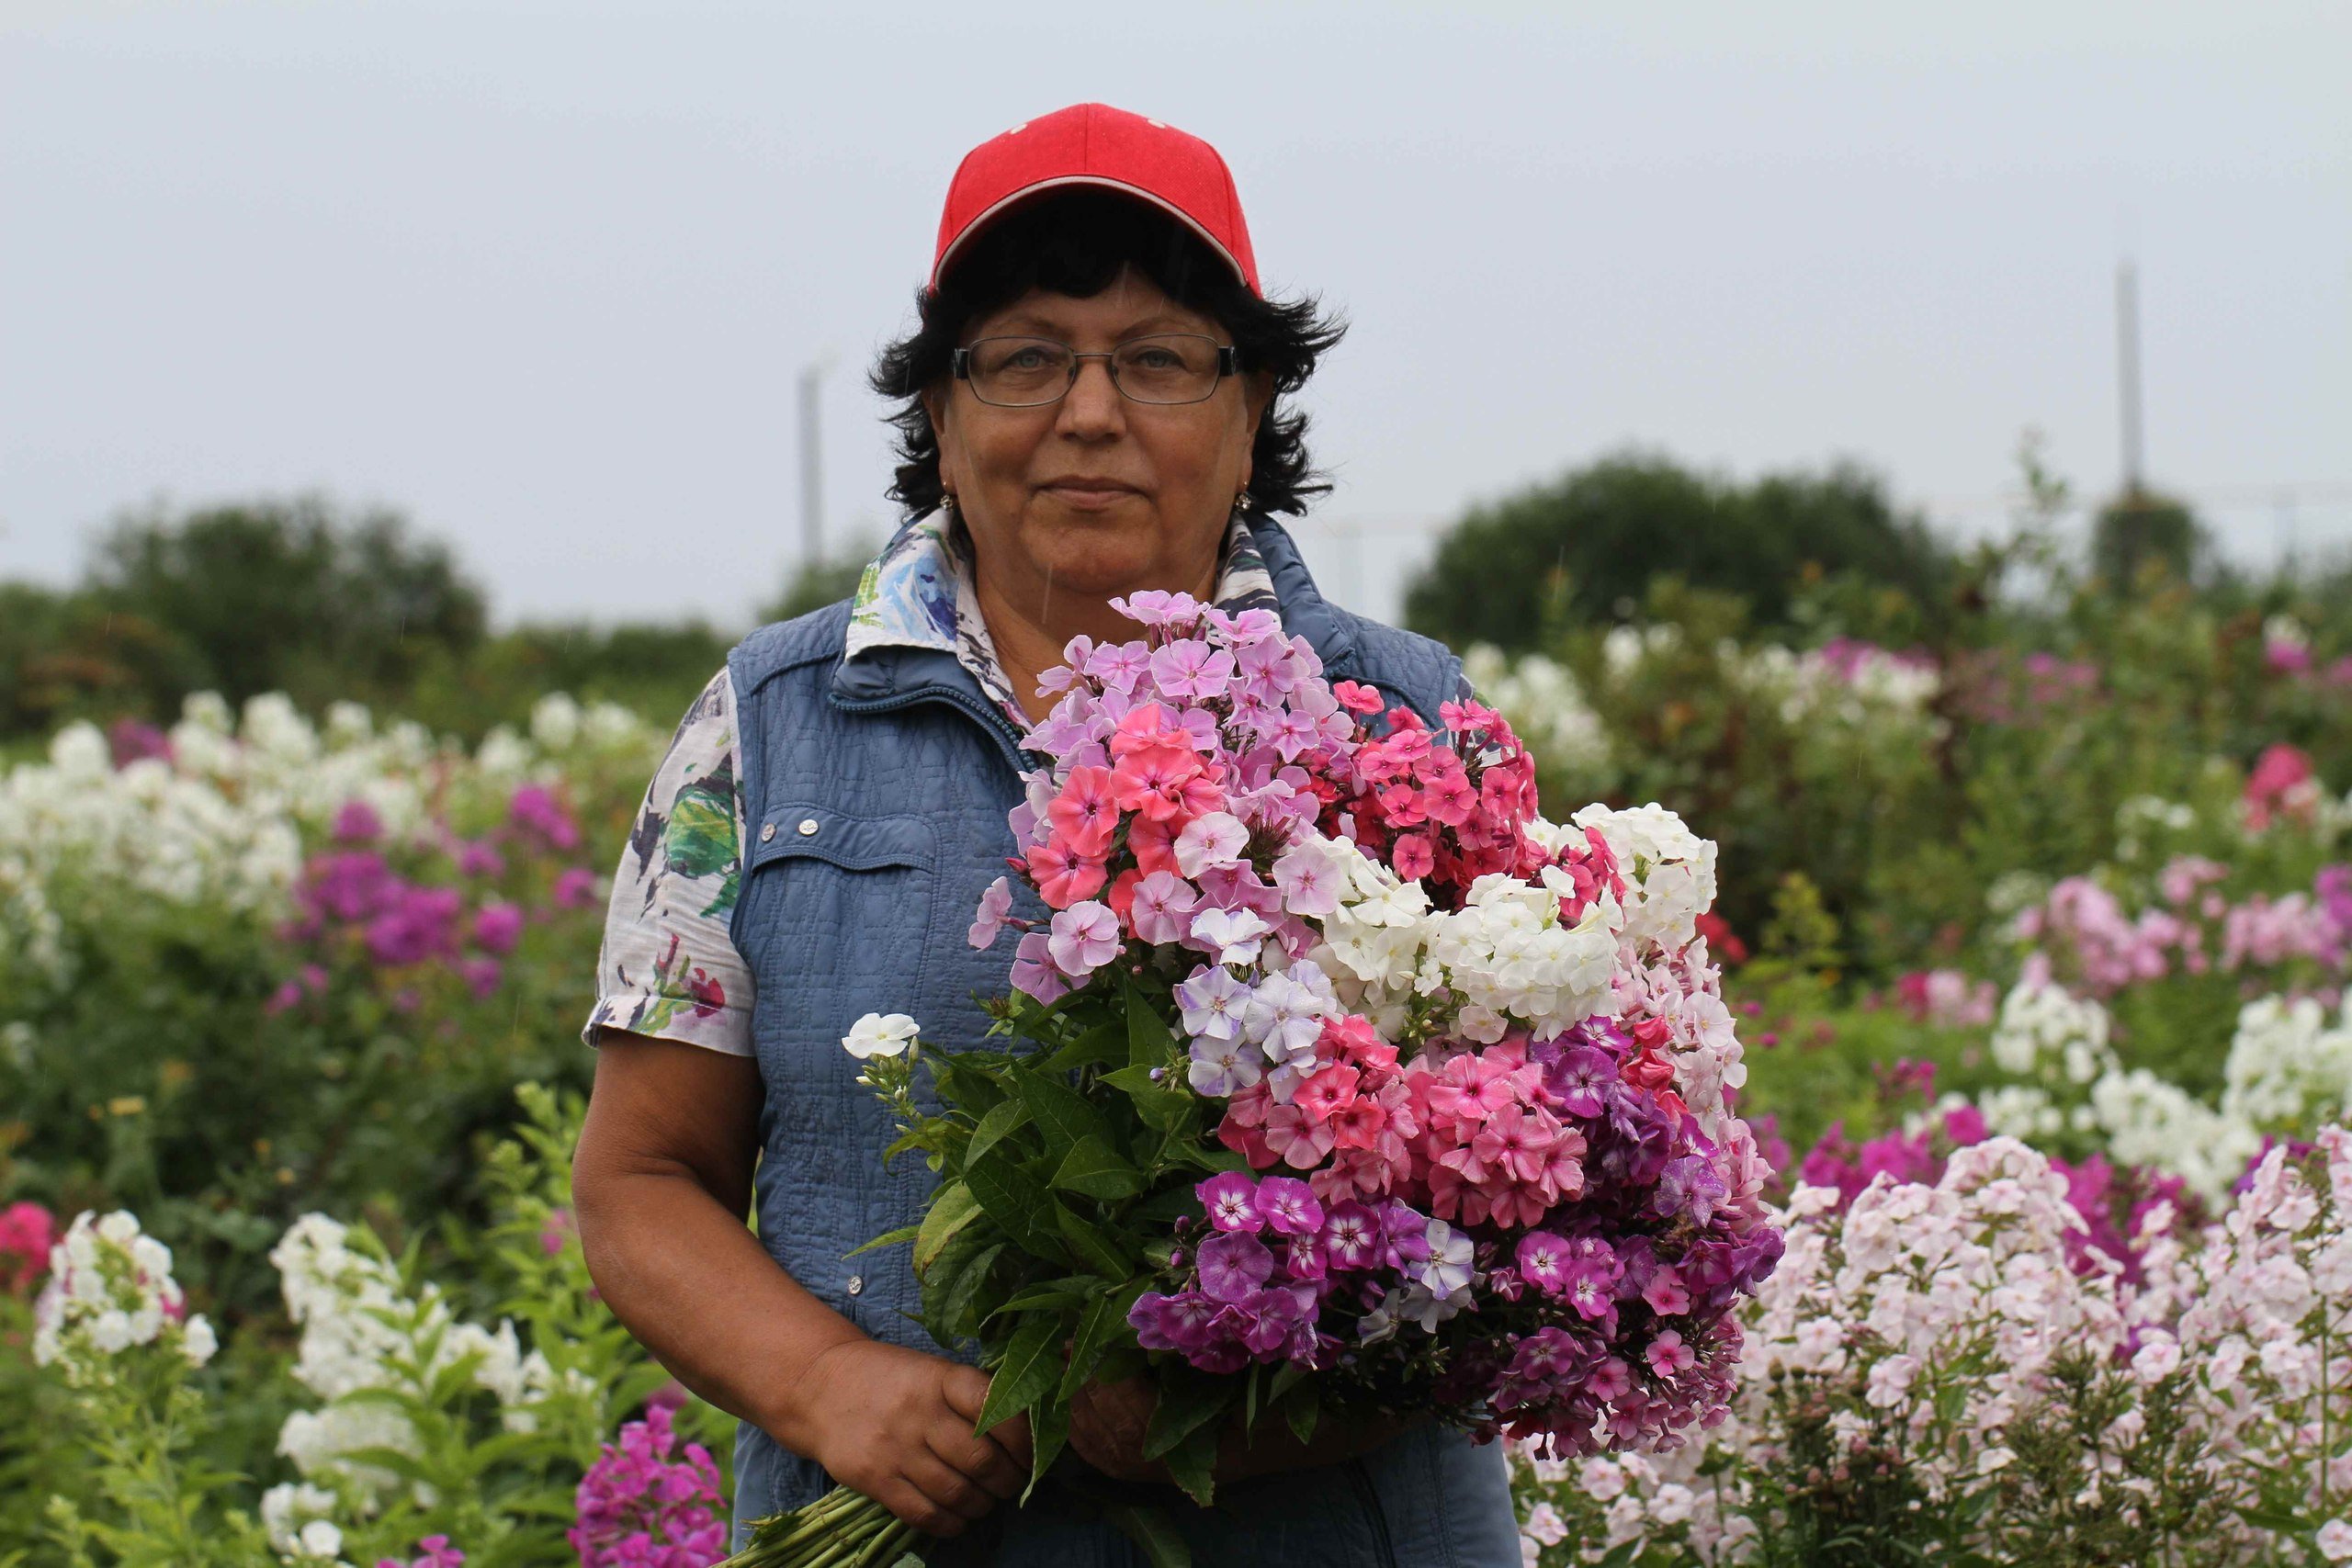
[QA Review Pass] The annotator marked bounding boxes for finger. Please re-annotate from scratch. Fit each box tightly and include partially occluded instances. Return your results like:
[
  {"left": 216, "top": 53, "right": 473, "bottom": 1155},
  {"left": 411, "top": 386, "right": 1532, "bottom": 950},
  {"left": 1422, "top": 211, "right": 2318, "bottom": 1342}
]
[
  {"left": 939, "top": 1365, "right": 993, "bottom": 1425},
  {"left": 928, "top": 1422, "right": 1027, "bottom": 1499},
  {"left": 876, "top": 1476, "right": 967, "bottom": 1539},
  {"left": 906, "top": 1451, "right": 1000, "bottom": 1524},
  {"left": 989, "top": 1408, "right": 1035, "bottom": 1470}
]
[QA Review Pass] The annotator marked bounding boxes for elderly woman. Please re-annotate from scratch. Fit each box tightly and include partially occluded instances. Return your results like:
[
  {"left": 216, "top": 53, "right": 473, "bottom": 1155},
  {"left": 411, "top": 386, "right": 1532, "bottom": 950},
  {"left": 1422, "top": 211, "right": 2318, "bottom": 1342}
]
[{"left": 571, "top": 102, "right": 1520, "bottom": 1565}]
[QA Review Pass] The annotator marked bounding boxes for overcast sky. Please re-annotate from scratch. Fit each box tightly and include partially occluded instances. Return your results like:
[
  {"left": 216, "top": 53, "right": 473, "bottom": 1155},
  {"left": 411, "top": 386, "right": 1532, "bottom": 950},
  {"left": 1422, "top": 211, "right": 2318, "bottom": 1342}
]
[{"left": 4, "top": 1, "right": 2346, "bottom": 627}]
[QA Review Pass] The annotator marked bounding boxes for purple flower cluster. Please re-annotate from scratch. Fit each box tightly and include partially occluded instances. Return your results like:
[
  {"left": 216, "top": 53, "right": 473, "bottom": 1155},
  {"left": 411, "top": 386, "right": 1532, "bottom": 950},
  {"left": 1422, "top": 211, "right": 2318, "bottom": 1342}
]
[
  {"left": 568, "top": 1403, "right": 729, "bottom": 1568},
  {"left": 271, "top": 784, "right": 601, "bottom": 1012},
  {"left": 372, "top": 1539, "right": 464, "bottom": 1568},
  {"left": 1130, "top": 1171, "right": 1442, "bottom": 1374}
]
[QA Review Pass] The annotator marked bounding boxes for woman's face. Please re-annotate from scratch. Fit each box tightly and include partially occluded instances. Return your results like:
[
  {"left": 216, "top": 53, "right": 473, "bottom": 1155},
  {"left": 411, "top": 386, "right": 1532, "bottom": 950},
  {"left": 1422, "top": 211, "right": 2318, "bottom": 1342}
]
[{"left": 923, "top": 265, "right": 1272, "bottom": 605}]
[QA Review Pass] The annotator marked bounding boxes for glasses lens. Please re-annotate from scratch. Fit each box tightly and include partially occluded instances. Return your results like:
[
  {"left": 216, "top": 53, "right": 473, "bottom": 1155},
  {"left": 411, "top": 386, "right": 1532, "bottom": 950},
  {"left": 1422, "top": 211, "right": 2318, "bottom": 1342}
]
[
  {"left": 1114, "top": 334, "right": 1222, "bottom": 403},
  {"left": 967, "top": 338, "right": 1072, "bottom": 405}
]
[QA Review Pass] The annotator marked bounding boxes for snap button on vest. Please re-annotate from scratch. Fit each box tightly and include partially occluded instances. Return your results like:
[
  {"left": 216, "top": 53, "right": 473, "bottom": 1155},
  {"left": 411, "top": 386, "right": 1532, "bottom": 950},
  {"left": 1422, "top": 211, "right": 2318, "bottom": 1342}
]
[
  {"left": 845, "top": 1274, "right": 864, "bottom": 1296},
  {"left": 797, "top": 818, "right": 820, "bottom": 837}
]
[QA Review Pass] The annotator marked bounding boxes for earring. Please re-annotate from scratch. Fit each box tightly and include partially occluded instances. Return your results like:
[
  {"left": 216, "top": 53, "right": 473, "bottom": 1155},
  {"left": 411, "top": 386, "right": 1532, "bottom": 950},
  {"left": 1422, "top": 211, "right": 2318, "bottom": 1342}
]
[
  {"left": 942, "top": 492, "right": 957, "bottom": 516},
  {"left": 1233, "top": 489, "right": 1249, "bottom": 510}
]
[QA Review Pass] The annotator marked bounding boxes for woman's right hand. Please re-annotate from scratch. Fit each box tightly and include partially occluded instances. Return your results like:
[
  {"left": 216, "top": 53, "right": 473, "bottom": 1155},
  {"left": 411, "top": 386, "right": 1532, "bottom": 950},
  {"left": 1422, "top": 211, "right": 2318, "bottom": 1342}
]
[{"left": 797, "top": 1339, "right": 1035, "bottom": 1537}]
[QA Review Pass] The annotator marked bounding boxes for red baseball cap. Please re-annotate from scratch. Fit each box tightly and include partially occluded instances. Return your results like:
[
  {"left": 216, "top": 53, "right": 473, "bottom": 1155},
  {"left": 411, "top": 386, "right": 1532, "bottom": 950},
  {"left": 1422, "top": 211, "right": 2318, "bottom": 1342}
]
[{"left": 928, "top": 102, "right": 1261, "bottom": 299}]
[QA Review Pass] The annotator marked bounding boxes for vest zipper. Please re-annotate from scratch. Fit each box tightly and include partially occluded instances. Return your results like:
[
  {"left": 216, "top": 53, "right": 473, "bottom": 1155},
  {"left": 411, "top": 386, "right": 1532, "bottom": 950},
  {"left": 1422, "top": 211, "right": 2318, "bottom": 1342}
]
[
  {"left": 831, "top": 685, "right": 1036, "bottom": 776},
  {"left": 1342, "top": 1457, "right": 1400, "bottom": 1568}
]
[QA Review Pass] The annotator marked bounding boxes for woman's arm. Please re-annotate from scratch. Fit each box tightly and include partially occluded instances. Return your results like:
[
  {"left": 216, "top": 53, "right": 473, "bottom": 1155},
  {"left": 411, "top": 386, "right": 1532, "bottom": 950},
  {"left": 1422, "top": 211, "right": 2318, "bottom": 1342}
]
[{"left": 571, "top": 1030, "right": 1031, "bottom": 1536}]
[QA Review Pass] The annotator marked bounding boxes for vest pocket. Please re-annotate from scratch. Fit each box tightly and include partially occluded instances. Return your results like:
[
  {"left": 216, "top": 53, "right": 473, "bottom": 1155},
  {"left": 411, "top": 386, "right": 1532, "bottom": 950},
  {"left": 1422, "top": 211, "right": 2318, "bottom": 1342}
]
[{"left": 747, "top": 804, "right": 938, "bottom": 876}]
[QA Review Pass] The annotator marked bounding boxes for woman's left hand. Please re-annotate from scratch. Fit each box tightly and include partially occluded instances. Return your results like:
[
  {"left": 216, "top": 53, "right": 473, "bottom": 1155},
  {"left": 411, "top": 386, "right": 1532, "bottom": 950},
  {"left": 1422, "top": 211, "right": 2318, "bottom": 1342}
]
[{"left": 1066, "top": 1375, "right": 1414, "bottom": 1484}]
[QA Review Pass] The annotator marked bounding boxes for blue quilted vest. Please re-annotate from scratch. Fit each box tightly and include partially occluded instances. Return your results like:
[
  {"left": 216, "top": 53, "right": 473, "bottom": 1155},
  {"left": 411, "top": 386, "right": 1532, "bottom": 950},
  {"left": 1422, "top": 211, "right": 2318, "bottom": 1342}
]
[{"left": 722, "top": 515, "right": 1518, "bottom": 1566}]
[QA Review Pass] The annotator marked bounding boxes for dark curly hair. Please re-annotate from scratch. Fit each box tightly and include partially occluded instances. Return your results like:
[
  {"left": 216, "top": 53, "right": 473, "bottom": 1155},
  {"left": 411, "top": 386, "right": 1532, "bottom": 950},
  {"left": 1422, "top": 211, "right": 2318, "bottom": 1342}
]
[{"left": 868, "top": 187, "right": 1348, "bottom": 521}]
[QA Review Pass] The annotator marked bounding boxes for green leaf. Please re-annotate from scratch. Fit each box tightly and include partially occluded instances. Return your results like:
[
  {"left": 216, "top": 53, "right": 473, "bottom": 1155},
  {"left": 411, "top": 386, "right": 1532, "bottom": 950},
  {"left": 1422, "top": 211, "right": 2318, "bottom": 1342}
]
[
  {"left": 967, "top": 1100, "right": 1034, "bottom": 1167},
  {"left": 1052, "top": 1135, "right": 1147, "bottom": 1201},
  {"left": 1163, "top": 1419, "right": 1221, "bottom": 1506},
  {"left": 1125, "top": 976, "right": 1174, "bottom": 1067},
  {"left": 989, "top": 1280, "right": 1097, "bottom": 1318},
  {"left": 1043, "top": 1020, "right": 1127, "bottom": 1072},
  {"left": 935, "top": 1241, "right": 1004, "bottom": 1341},
  {"left": 1055, "top": 1201, "right": 1134, "bottom": 1280},
  {"left": 1024, "top": 1397, "right": 1069, "bottom": 1504},
  {"left": 967, "top": 1155, "right": 1051, "bottom": 1247},
  {"left": 846, "top": 1223, "right": 920, "bottom": 1258},
  {"left": 1102, "top": 1503, "right": 1193, "bottom": 1568},
  {"left": 1283, "top": 1378, "right": 1320, "bottom": 1446},
  {"left": 1018, "top": 1068, "right": 1111, "bottom": 1154},
  {"left": 1100, "top": 1065, "right": 1192, "bottom": 1132},
  {"left": 1130, "top": 1183, "right": 1206, "bottom": 1228},
  {"left": 976, "top": 1314, "right": 1064, "bottom": 1437},
  {"left": 913, "top": 1180, "right": 984, "bottom": 1275},
  {"left": 1059, "top": 1280, "right": 1148, "bottom": 1400},
  {"left": 1143, "top": 1371, "right": 1231, "bottom": 1461}
]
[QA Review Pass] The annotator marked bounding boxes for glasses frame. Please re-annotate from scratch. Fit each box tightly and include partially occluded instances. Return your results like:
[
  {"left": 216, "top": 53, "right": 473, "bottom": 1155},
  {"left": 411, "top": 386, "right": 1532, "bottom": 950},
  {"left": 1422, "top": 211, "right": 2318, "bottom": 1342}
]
[{"left": 950, "top": 333, "right": 1241, "bottom": 408}]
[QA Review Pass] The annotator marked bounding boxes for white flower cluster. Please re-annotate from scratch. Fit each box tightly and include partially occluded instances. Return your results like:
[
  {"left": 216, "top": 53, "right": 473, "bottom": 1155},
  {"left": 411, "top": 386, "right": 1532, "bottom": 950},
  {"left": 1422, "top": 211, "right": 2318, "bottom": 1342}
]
[
  {"left": 1459, "top": 645, "right": 1612, "bottom": 777},
  {"left": 30, "top": 1210, "right": 216, "bottom": 1383},
  {"left": 1985, "top": 978, "right": 2115, "bottom": 1082},
  {"left": 268, "top": 1213, "right": 566, "bottom": 1502},
  {"left": 1520, "top": 1129, "right": 2352, "bottom": 1562},
  {"left": 1968, "top": 983, "right": 2349, "bottom": 1204},
  {"left": 1737, "top": 641, "right": 1943, "bottom": 728},
  {"left": 1567, "top": 803, "right": 1718, "bottom": 952},
  {"left": 2145, "top": 1127, "right": 2352, "bottom": 1541},
  {"left": 0, "top": 690, "right": 655, "bottom": 987}
]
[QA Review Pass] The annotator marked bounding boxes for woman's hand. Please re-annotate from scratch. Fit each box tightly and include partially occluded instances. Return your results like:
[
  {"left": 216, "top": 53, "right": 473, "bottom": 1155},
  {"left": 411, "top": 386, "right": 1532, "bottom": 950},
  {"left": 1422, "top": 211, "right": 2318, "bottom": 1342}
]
[
  {"left": 798, "top": 1340, "right": 1035, "bottom": 1538},
  {"left": 1067, "top": 1374, "right": 1415, "bottom": 1485}
]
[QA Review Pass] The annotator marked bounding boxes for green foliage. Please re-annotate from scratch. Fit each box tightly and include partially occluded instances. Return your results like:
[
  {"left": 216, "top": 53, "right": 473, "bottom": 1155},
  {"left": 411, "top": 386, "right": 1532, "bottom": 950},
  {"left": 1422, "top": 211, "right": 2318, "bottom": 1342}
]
[
  {"left": 1403, "top": 451, "right": 1959, "bottom": 655},
  {"left": 85, "top": 497, "right": 489, "bottom": 716},
  {"left": 2089, "top": 486, "right": 2210, "bottom": 594}
]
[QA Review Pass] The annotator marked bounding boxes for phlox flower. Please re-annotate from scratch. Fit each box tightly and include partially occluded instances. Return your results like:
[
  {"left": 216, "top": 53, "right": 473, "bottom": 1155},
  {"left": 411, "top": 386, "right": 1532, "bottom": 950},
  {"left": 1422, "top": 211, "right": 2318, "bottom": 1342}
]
[
  {"left": 1198, "top": 1172, "right": 1263, "bottom": 1233},
  {"left": 1190, "top": 906, "right": 1270, "bottom": 966},
  {"left": 1176, "top": 965, "right": 1250, "bottom": 1043},
  {"left": 1010, "top": 932, "right": 1070, "bottom": 1004},
  {"left": 1046, "top": 766, "right": 1121, "bottom": 857},
  {"left": 1026, "top": 839, "right": 1107, "bottom": 908},
  {"left": 1188, "top": 1034, "right": 1263, "bottom": 1098},
  {"left": 967, "top": 875, "right": 1013, "bottom": 949},
  {"left": 841, "top": 1013, "right": 918, "bottom": 1060},
  {"left": 1174, "top": 812, "right": 1250, "bottom": 877},
  {"left": 1150, "top": 638, "right": 1237, "bottom": 702},
  {"left": 1127, "top": 871, "right": 1200, "bottom": 946},
  {"left": 1257, "top": 1176, "right": 1325, "bottom": 1236},
  {"left": 1197, "top": 1232, "right": 1276, "bottom": 1303},
  {"left": 1321, "top": 1201, "right": 1380, "bottom": 1269},
  {"left": 1046, "top": 900, "right": 1121, "bottom": 979}
]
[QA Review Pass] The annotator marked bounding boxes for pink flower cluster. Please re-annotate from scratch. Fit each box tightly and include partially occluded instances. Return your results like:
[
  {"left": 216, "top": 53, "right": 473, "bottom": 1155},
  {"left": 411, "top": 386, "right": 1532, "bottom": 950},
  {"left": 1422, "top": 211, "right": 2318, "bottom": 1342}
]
[
  {"left": 0, "top": 1201, "right": 56, "bottom": 1295},
  {"left": 372, "top": 1540, "right": 463, "bottom": 1568},
  {"left": 2243, "top": 742, "right": 2324, "bottom": 833},
  {"left": 2014, "top": 856, "right": 2352, "bottom": 999},
  {"left": 567, "top": 1403, "right": 729, "bottom": 1568},
  {"left": 1886, "top": 968, "right": 1998, "bottom": 1029}
]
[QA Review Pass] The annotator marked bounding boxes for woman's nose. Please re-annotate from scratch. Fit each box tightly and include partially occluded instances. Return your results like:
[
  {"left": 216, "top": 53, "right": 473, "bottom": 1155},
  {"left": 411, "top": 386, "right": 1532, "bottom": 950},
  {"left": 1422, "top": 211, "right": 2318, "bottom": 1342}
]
[{"left": 1056, "top": 356, "right": 1127, "bottom": 437}]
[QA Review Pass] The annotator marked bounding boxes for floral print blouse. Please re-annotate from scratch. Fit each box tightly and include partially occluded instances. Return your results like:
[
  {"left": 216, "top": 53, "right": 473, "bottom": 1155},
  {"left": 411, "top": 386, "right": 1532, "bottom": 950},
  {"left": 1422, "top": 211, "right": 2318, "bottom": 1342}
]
[{"left": 582, "top": 513, "right": 1278, "bottom": 1055}]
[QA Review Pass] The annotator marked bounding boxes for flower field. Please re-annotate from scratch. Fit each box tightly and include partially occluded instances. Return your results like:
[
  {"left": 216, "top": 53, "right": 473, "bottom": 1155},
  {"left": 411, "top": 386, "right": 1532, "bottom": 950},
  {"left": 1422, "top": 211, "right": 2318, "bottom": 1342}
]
[{"left": 3, "top": 581, "right": 2350, "bottom": 1563}]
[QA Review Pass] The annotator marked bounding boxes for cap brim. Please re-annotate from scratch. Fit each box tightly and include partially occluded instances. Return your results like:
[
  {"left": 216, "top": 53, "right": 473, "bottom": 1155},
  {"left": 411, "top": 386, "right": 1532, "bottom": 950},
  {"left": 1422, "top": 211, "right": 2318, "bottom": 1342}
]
[{"left": 928, "top": 175, "right": 1251, "bottom": 297}]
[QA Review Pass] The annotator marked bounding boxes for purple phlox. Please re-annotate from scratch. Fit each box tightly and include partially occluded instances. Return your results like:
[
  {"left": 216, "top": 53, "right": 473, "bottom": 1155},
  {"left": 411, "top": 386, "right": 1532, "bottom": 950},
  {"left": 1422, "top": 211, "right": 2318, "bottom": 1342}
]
[
  {"left": 1256, "top": 1175, "right": 1325, "bottom": 1236},
  {"left": 1010, "top": 931, "right": 1071, "bottom": 1004},
  {"left": 1187, "top": 1033, "right": 1264, "bottom": 1098},
  {"left": 1196, "top": 1231, "right": 1276, "bottom": 1303},
  {"left": 1174, "top": 965, "right": 1250, "bottom": 1042},
  {"left": 1198, "top": 1171, "right": 1263, "bottom": 1233},
  {"left": 1320, "top": 1201, "right": 1380, "bottom": 1270},
  {"left": 1188, "top": 906, "right": 1270, "bottom": 966},
  {"left": 1129, "top": 872, "right": 1200, "bottom": 946}
]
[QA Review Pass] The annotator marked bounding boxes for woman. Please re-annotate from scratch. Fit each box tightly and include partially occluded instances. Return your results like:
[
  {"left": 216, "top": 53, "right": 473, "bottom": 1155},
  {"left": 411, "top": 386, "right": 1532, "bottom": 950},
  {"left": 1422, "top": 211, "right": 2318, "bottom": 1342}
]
[{"left": 571, "top": 102, "right": 1521, "bottom": 1565}]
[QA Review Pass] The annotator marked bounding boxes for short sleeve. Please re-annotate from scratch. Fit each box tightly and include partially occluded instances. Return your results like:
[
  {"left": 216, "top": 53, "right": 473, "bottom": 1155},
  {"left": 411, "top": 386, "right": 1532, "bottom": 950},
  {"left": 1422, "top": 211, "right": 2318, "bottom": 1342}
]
[{"left": 582, "top": 667, "right": 757, "bottom": 1055}]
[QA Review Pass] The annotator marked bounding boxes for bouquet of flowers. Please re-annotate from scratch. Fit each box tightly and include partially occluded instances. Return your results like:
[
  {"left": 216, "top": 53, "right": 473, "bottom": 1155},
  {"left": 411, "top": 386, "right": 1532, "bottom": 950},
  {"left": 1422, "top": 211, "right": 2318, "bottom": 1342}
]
[{"left": 726, "top": 593, "right": 1781, "bottom": 1567}]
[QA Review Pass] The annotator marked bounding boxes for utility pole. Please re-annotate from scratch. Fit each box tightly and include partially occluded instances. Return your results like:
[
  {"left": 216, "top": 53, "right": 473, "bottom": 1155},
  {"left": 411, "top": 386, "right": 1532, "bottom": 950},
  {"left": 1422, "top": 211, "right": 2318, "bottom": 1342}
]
[
  {"left": 2116, "top": 260, "right": 2145, "bottom": 495},
  {"left": 797, "top": 359, "right": 826, "bottom": 566}
]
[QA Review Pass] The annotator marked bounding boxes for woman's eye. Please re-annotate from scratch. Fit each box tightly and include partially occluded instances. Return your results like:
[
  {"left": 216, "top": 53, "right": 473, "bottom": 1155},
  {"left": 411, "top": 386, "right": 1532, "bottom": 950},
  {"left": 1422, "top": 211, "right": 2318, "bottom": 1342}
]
[
  {"left": 1010, "top": 349, "right": 1051, "bottom": 368},
  {"left": 1132, "top": 350, "right": 1180, "bottom": 369}
]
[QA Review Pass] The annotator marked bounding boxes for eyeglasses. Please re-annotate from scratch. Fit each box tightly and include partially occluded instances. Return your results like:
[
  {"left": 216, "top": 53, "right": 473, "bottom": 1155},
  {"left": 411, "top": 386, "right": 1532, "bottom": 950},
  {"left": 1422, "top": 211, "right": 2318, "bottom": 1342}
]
[{"left": 951, "top": 333, "right": 1240, "bottom": 407}]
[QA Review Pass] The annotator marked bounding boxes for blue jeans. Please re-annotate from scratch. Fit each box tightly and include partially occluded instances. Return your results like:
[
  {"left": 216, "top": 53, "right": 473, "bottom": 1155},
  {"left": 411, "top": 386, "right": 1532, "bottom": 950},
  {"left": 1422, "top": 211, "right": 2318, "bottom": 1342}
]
[{"left": 730, "top": 1423, "right": 1521, "bottom": 1567}]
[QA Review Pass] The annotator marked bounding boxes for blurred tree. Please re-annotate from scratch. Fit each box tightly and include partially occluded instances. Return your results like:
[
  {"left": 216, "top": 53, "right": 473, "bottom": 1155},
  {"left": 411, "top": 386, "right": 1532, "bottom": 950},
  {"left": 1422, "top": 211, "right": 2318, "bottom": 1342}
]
[
  {"left": 0, "top": 581, "right": 185, "bottom": 739},
  {"left": 85, "top": 497, "right": 489, "bottom": 712},
  {"left": 759, "top": 539, "right": 880, "bottom": 625},
  {"left": 2089, "top": 486, "right": 2210, "bottom": 592},
  {"left": 1402, "top": 451, "right": 1958, "bottom": 654}
]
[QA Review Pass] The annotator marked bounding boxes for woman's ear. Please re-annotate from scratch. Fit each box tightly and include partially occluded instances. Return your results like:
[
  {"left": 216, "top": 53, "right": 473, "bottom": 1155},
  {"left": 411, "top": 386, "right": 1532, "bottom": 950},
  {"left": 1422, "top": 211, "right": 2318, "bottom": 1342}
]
[{"left": 1241, "top": 370, "right": 1275, "bottom": 440}]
